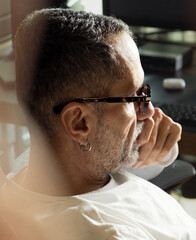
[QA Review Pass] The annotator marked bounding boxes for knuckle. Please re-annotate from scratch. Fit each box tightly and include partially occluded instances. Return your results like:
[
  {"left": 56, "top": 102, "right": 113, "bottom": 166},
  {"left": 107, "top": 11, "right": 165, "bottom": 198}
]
[
  {"left": 172, "top": 123, "right": 182, "bottom": 140},
  {"left": 146, "top": 117, "right": 155, "bottom": 128},
  {"left": 161, "top": 114, "right": 173, "bottom": 125},
  {"left": 173, "top": 122, "right": 182, "bottom": 132},
  {"left": 153, "top": 108, "right": 163, "bottom": 121},
  {"left": 154, "top": 107, "right": 163, "bottom": 115},
  {"left": 158, "top": 109, "right": 176, "bottom": 124},
  {"left": 138, "top": 138, "right": 148, "bottom": 146}
]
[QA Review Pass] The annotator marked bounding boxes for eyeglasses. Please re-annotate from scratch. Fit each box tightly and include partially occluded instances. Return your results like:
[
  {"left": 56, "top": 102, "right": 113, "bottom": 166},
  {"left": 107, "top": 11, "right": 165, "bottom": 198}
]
[{"left": 53, "top": 83, "right": 151, "bottom": 114}]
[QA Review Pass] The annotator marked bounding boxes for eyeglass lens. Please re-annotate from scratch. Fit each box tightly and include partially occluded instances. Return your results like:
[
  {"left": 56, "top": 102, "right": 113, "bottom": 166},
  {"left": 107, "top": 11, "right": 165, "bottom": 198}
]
[{"left": 137, "top": 84, "right": 149, "bottom": 114}]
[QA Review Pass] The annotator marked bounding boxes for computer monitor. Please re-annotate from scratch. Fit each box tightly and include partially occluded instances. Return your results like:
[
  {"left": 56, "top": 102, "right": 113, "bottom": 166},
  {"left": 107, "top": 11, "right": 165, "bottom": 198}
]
[{"left": 103, "top": 0, "right": 196, "bottom": 31}]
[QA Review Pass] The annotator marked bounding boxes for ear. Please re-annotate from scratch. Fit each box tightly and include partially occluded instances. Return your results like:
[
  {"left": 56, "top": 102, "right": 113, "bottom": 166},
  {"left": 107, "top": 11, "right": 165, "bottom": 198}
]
[{"left": 60, "top": 103, "right": 93, "bottom": 145}]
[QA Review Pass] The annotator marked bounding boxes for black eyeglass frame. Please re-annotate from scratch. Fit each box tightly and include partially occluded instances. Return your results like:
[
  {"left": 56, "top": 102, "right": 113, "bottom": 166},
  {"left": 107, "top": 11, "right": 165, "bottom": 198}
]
[{"left": 53, "top": 84, "right": 151, "bottom": 114}]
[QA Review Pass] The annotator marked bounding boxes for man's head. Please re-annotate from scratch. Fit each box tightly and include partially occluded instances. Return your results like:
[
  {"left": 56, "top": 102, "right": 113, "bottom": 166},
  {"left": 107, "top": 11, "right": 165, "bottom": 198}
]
[
  {"left": 15, "top": 9, "right": 154, "bottom": 177},
  {"left": 15, "top": 8, "right": 131, "bottom": 137}
]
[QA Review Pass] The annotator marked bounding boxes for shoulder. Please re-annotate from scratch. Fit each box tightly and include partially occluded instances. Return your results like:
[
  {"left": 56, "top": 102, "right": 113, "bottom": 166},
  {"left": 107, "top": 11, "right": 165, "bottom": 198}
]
[{"left": 67, "top": 200, "right": 154, "bottom": 240}]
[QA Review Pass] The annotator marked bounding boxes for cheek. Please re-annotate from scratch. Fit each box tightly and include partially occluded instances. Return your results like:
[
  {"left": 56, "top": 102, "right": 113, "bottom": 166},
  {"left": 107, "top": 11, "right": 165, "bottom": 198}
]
[
  {"left": 123, "top": 104, "right": 137, "bottom": 138},
  {"left": 124, "top": 103, "right": 135, "bottom": 116},
  {"left": 117, "top": 104, "right": 136, "bottom": 138},
  {"left": 103, "top": 103, "right": 136, "bottom": 139},
  {"left": 123, "top": 103, "right": 136, "bottom": 126}
]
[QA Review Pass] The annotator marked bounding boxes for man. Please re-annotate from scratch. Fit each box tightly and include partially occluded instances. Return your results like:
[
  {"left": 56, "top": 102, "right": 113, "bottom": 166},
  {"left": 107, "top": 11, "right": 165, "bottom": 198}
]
[{"left": 0, "top": 8, "right": 195, "bottom": 239}]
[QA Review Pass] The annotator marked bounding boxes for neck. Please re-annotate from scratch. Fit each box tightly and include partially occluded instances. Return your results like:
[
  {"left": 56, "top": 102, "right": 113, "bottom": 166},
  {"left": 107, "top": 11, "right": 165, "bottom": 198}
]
[{"left": 20, "top": 135, "right": 109, "bottom": 196}]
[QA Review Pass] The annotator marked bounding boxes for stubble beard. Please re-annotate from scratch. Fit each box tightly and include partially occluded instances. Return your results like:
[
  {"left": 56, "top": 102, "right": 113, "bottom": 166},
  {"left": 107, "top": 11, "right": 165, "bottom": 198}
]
[{"left": 91, "top": 120, "right": 144, "bottom": 176}]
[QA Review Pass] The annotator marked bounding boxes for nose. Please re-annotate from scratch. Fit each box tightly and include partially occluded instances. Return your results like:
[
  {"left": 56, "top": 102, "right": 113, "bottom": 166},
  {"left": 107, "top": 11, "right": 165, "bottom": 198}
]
[{"left": 136, "top": 102, "right": 154, "bottom": 121}]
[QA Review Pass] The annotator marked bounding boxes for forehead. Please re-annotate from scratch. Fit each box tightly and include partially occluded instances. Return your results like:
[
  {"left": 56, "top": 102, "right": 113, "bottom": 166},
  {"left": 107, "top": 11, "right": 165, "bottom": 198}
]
[{"left": 109, "top": 32, "right": 144, "bottom": 96}]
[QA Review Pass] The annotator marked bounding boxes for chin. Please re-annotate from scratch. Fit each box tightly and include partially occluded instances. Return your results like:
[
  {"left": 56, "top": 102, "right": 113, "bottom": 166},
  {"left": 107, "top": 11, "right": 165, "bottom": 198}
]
[
  {"left": 109, "top": 147, "right": 139, "bottom": 174},
  {"left": 120, "top": 136, "right": 140, "bottom": 166},
  {"left": 120, "top": 121, "right": 143, "bottom": 169}
]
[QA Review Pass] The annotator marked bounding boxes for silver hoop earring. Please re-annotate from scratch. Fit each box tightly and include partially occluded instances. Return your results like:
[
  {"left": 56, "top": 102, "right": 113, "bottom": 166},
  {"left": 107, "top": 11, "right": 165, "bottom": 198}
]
[{"left": 79, "top": 141, "right": 92, "bottom": 152}]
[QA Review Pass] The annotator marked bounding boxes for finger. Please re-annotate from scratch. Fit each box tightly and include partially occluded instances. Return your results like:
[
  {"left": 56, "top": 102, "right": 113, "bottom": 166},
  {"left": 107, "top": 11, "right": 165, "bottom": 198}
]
[
  {"left": 147, "top": 113, "right": 181, "bottom": 164},
  {"left": 156, "top": 122, "right": 182, "bottom": 162},
  {"left": 136, "top": 118, "right": 154, "bottom": 147},
  {"left": 136, "top": 120, "right": 181, "bottom": 169},
  {"left": 136, "top": 108, "right": 162, "bottom": 148},
  {"left": 133, "top": 108, "right": 175, "bottom": 168},
  {"left": 144, "top": 114, "right": 173, "bottom": 163},
  {"left": 133, "top": 109, "right": 163, "bottom": 167}
]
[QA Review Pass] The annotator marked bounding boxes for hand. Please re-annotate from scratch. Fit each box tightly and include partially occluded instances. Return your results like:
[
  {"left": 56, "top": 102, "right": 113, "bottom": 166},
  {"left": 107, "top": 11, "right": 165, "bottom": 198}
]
[{"left": 132, "top": 108, "right": 182, "bottom": 169}]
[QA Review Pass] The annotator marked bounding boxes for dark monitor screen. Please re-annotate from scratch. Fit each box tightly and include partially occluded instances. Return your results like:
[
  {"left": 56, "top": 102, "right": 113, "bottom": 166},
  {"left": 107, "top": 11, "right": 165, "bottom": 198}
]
[{"left": 103, "top": 0, "right": 196, "bottom": 31}]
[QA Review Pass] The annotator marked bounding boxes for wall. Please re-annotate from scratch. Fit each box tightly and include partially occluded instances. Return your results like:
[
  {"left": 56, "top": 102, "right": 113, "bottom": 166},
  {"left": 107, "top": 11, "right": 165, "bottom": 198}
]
[
  {"left": 0, "top": 0, "right": 11, "bottom": 43},
  {"left": 82, "top": 0, "right": 102, "bottom": 14},
  {"left": 71, "top": 0, "right": 103, "bottom": 14}
]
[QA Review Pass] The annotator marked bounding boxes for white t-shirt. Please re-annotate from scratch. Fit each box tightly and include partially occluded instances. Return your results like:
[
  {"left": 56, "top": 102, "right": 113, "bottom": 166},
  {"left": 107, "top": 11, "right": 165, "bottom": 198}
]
[{"left": 0, "top": 145, "right": 196, "bottom": 240}]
